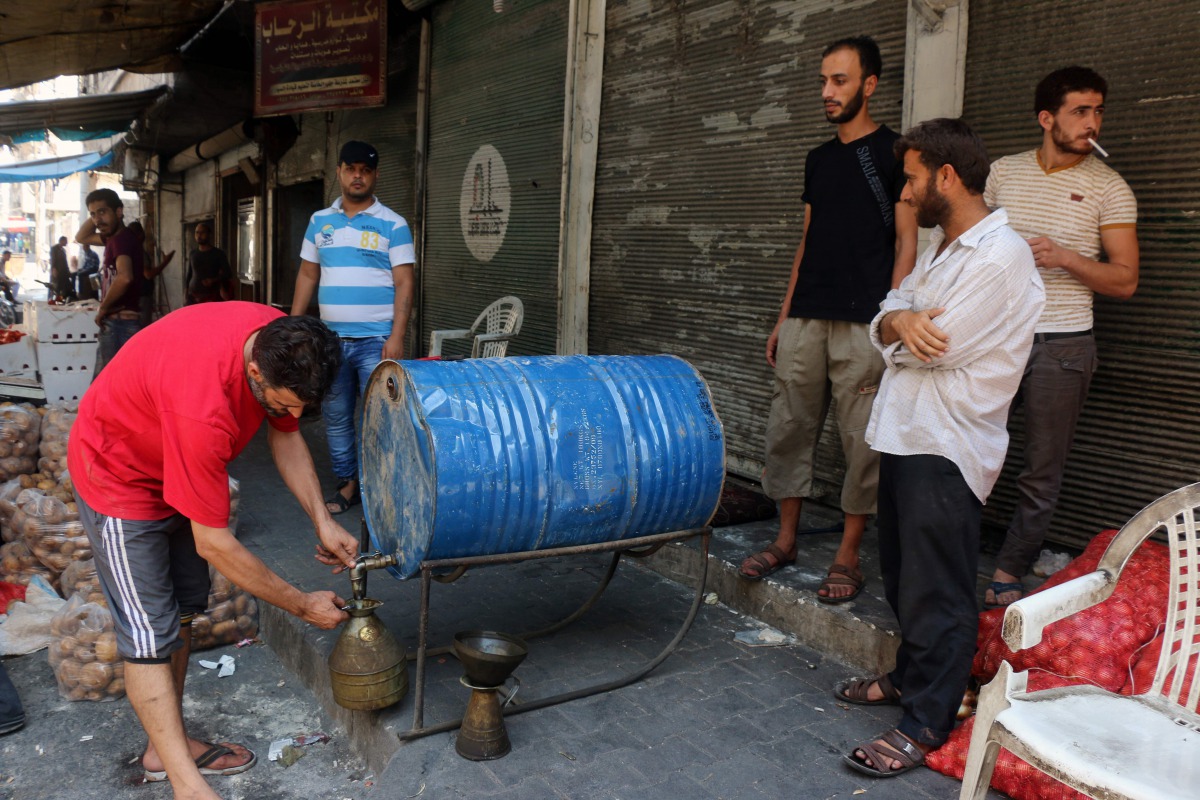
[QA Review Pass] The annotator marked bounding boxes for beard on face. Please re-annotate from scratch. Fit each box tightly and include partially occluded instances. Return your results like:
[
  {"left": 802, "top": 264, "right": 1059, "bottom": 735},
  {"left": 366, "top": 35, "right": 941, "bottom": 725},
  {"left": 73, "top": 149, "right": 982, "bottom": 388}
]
[
  {"left": 1051, "top": 120, "right": 1092, "bottom": 156},
  {"left": 913, "top": 179, "right": 952, "bottom": 229},
  {"left": 249, "top": 372, "right": 290, "bottom": 418},
  {"left": 825, "top": 84, "right": 866, "bottom": 124}
]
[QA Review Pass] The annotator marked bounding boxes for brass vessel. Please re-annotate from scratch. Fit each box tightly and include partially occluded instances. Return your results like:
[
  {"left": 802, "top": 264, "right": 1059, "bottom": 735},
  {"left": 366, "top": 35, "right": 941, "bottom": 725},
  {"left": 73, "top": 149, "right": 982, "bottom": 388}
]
[
  {"left": 453, "top": 630, "right": 528, "bottom": 761},
  {"left": 328, "top": 552, "right": 407, "bottom": 711}
]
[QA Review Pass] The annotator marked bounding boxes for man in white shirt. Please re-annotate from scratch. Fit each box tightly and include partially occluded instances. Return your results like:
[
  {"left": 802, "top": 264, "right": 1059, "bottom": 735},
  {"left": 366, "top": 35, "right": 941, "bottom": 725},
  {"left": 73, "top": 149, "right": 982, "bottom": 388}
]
[{"left": 837, "top": 118, "right": 1044, "bottom": 778}]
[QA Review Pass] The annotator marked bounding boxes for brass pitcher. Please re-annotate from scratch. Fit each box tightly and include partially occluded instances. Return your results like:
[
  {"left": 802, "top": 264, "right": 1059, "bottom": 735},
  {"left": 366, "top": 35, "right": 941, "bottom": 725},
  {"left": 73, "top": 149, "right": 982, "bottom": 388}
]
[
  {"left": 328, "top": 598, "right": 408, "bottom": 711},
  {"left": 453, "top": 631, "right": 528, "bottom": 761}
]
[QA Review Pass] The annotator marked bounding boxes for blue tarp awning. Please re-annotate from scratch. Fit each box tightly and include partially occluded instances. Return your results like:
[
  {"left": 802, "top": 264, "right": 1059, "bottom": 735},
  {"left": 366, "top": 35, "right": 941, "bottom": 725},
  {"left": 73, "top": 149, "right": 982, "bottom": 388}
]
[{"left": 0, "top": 151, "right": 114, "bottom": 183}]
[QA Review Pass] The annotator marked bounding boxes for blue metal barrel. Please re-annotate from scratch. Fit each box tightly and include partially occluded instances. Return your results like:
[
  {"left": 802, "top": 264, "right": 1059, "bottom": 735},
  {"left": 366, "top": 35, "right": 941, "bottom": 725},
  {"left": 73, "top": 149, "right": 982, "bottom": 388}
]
[{"left": 360, "top": 355, "right": 725, "bottom": 579}]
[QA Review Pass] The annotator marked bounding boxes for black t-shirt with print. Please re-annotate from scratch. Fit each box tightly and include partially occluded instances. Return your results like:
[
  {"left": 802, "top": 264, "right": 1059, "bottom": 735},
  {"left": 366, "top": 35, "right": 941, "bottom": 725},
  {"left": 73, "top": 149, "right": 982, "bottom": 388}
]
[{"left": 789, "top": 125, "right": 905, "bottom": 324}]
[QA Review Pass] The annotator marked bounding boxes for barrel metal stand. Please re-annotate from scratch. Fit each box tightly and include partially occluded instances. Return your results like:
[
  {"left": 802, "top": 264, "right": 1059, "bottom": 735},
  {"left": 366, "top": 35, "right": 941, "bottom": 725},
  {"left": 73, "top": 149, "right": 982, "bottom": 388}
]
[{"left": 397, "top": 527, "right": 712, "bottom": 742}]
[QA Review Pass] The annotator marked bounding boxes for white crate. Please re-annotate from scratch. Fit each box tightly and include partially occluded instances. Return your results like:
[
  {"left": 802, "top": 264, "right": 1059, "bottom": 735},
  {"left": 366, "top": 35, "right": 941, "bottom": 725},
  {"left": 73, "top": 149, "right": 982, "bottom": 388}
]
[
  {"left": 37, "top": 340, "right": 98, "bottom": 381},
  {"left": 0, "top": 335, "right": 38, "bottom": 376},
  {"left": 40, "top": 369, "right": 91, "bottom": 404},
  {"left": 26, "top": 301, "right": 100, "bottom": 344}
]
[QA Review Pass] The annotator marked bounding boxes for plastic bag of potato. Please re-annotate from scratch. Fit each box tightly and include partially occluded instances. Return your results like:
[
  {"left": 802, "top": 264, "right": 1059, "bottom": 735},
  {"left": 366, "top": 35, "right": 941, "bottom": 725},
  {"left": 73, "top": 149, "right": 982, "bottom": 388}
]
[
  {"left": 0, "top": 539, "right": 57, "bottom": 588},
  {"left": 48, "top": 593, "right": 124, "bottom": 701},
  {"left": 15, "top": 488, "right": 88, "bottom": 573},
  {"left": 0, "top": 403, "right": 42, "bottom": 480},
  {"left": 60, "top": 558, "right": 104, "bottom": 602},
  {"left": 190, "top": 565, "right": 258, "bottom": 651},
  {"left": 0, "top": 478, "right": 23, "bottom": 543},
  {"left": 38, "top": 404, "right": 76, "bottom": 481}
]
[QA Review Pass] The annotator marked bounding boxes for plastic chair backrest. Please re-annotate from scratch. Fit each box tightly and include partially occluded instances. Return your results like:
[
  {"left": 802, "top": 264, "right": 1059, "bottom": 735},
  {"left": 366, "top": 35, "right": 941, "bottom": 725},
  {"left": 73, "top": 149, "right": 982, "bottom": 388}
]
[{"left": 470, "top": 295, "right": 523, "bottom": 358}]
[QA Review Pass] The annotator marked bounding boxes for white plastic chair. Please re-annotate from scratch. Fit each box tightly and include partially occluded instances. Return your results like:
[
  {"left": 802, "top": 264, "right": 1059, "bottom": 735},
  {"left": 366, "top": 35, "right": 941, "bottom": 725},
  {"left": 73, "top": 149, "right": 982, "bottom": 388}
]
[
  {"left": 960, "top": 482, "right": 1200, "bottom": 800},
  {"left": 428, "top": 296, "right": 523, "bottom": 359}
]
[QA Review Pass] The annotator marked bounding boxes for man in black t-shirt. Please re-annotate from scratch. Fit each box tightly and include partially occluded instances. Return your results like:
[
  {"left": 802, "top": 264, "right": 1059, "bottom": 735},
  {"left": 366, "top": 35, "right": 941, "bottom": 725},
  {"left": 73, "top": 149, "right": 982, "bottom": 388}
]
[
  {"left": 185, "top": 222, "right": 234, "bottom": 304},
  {"left": 741, "top": 36, "right": 916, "bottom": 604}
]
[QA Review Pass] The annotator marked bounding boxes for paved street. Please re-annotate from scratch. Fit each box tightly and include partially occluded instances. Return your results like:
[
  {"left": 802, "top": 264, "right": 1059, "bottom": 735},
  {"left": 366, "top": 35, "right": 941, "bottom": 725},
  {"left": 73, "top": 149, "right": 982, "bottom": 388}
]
[{"left": 2, "top": 416, "right": 1002, "bottom": 799}]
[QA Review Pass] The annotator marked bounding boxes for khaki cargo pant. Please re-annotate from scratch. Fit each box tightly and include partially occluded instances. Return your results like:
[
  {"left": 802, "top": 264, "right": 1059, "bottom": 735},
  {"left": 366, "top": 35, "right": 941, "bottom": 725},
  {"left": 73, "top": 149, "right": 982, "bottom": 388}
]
[{"left": 762, "top": 317, "right": 883, "bottom": 514}]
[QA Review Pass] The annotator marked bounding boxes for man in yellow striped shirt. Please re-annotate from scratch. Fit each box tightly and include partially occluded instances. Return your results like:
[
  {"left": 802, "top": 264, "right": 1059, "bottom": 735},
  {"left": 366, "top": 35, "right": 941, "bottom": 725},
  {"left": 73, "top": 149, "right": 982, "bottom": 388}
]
[{"left": 982, "top": 66, "right": 1139, "bottom": 607}]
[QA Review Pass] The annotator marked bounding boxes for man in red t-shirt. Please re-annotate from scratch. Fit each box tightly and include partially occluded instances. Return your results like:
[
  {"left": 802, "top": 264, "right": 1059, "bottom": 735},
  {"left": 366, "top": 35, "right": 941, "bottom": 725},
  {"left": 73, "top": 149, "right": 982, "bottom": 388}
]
[{"left": 68, "top": 302, "right": 358, "bottom": 799}]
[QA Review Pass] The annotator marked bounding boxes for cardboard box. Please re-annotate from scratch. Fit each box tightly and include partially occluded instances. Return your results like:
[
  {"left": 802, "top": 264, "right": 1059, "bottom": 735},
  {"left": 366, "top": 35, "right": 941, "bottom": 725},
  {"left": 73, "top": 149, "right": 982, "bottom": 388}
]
[
  {"left": 26, "top": 301, "right": 100, "bottom": 344},
  {"left": 0, "top": 335, "right": 38, "bottom": 376}
]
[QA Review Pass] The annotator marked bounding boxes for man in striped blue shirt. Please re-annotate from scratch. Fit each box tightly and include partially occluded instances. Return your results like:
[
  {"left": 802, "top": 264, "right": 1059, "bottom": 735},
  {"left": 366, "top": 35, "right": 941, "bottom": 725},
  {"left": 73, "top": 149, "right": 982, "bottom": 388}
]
[{"left": 291, "top": 141, "right": 416, "bottom": 514}]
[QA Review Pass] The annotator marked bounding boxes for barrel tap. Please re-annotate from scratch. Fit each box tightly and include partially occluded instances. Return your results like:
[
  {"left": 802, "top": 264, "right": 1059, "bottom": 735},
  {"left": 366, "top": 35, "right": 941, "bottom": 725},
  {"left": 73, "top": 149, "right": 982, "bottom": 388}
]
[{"left": 349, "top": 550, "right": 398, "bottom": 601}]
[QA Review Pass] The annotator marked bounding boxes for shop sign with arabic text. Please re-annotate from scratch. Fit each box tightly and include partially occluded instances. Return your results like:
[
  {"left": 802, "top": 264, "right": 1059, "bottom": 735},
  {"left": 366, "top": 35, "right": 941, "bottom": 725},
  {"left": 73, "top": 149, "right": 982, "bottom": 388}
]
[{"left": 255, "top": 0, "right": 386, "bottom": 116}]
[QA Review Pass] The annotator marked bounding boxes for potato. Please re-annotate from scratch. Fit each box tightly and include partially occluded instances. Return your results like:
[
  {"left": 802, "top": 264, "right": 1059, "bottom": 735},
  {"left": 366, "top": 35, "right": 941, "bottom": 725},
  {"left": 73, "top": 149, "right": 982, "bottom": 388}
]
[
  {"left": 208, "top": 600, "right": 233, "bottom": 623},
  {"left": 211, "top": 620, "right": 237, "bottom": 641},
  {"left": 190, "top": 615, "right": 212, "bottom": 638},
  {"left": 94, "top": 632, "right": 118, "bottom": 663},
  {"left": 79, "top": 661, "right": 114, "bottom": 690},
  {"left": 57, "top": 659, "right": 82, "bottom": 689}
]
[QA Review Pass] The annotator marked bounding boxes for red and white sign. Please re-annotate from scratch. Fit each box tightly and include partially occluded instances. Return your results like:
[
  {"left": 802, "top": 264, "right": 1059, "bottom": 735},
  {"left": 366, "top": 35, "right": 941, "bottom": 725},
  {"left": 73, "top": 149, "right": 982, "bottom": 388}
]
[{"left": 254, "top": 0, "right": 386, "bottom": 117}]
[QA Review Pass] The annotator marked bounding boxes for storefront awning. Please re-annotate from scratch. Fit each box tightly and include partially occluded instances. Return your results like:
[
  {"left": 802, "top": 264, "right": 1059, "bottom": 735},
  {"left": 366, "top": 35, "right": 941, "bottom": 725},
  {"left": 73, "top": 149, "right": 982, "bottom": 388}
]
[
  {"left": 0, "top": 1, "right": 227, "bottom": 91},
  {"left": 0, "top": 151, "right": 114, "bottom": 183},
  {"left": 0, "top": 87, "right": 169, "bottom": 144}
]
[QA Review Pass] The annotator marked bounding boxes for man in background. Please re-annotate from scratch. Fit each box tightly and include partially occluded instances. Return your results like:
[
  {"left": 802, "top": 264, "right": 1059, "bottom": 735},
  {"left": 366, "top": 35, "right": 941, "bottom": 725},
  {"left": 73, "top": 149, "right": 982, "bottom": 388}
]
[
  {"left": 185, "top": 222, "right": 234, "bottom": 305},
  {"left": 982, "top": 66, "right": 1139, "bottom": 608},
  {"left": 839, "top": 118, "right": 1043, "bottom": 777},
  {"left": 50, "top": 236, "right": 75, "bottom": 301},
  {"left": 75, "top": 189, "right": 145, "bottom": 374},
  {"left": 741, "top": 36, "right": 916, "bottom": 604},
  {"left": 290, "top": 141, "right": 416, "bottom": 515}
]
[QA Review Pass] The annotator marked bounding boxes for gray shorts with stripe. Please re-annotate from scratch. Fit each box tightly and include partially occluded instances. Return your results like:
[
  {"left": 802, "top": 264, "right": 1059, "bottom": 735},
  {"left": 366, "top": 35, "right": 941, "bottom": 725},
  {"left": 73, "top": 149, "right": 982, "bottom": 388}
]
[{"left": 75, "top": 491, "right": 211, "bottom": 664}]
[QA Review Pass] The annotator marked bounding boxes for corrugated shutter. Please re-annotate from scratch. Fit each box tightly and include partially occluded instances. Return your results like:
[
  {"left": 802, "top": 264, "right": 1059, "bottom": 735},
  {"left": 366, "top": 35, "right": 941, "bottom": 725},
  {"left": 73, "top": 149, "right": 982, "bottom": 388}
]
[
  {"left": 964, "top": 0, "right": 1200, "bottom": 549},
  {"left": 421, "top": 0, "right": 567, "bottom": 357},
  {"left": 590, "top": 0, "right": 907, "bottom": 492},
  {"left": 335, "top": 21, "right": 422, "bottom": 220}
]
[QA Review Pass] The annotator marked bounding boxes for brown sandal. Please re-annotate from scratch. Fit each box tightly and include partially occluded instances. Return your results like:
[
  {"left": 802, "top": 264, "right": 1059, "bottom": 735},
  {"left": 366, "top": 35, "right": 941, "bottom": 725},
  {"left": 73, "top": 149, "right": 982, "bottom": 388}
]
[
  {"left": 817, "top": 563, "right": 864, "bottom": 604},
  {"left": 843, "top": 729, "right": 926, "bottom": 778},
  {"left": 834, "top": 673, "right": 901, "bottom": 706},
  {"left": 739, "top": 543, "right": 796, "bottom": 581}
]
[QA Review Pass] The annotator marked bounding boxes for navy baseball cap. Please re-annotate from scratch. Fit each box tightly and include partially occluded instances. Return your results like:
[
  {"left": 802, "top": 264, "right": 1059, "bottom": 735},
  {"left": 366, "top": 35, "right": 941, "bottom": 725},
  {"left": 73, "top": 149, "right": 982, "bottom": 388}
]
[{"left": 338, "top": 140, "right": 378, "bottom": 168}]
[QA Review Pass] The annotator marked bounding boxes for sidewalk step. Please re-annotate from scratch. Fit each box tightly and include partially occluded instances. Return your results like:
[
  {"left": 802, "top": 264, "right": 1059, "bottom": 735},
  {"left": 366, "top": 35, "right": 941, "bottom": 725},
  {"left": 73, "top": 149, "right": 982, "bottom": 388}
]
[{"left": 640, "top": 514, "right": 901, "bottom": 675}]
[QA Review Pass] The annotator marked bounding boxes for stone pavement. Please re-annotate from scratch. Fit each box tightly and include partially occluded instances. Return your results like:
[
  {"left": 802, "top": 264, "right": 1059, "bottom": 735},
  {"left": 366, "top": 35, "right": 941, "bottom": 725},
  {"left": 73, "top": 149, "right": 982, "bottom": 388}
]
[
  {"left": 1, "top": 415, "right": 1011, "bottom": 799},
  {"left": 231, "top": 417, "right": 1006, "bottom": 800},
  {"left": 0, "top": 621, "right": 372, "bottom": 800}
]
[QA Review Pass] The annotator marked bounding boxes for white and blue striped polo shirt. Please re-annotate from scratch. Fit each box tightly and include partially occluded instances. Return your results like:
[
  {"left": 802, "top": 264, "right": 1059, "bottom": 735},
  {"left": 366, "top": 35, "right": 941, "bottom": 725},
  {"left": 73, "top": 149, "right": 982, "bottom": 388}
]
[{"left": 300, "top": 197, "right": 416, "bottom": 338}]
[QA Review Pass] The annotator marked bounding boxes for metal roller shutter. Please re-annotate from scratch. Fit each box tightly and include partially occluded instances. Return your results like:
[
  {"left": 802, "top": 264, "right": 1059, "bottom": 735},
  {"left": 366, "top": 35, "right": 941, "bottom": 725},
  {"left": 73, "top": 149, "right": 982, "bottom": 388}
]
[
  {"left": 590, "top": 0, "right": 907, "bottom": 490},
  {"left": 963, "top": 0, "right": 1200, "bottom": 548},
  {"left": 334, "top": 22, "right": 422, "bottom": 223},
  {"left": 421, "top": 0, "right": 567, "bottom": 357}
]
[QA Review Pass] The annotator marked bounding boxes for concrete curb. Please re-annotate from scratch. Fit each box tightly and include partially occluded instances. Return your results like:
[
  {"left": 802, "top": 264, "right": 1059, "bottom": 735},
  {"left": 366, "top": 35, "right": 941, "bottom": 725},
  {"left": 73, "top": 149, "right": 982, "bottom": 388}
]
[{"left": 639, "top": 539, "right": 899, "bottom": 675}]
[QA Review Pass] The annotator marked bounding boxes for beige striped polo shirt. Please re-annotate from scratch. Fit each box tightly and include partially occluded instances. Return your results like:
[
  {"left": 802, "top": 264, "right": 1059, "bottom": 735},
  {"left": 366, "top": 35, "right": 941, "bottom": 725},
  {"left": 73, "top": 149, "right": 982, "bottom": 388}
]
[{"left": 984, "top": 149, "right": 1137, "bottom": 332}]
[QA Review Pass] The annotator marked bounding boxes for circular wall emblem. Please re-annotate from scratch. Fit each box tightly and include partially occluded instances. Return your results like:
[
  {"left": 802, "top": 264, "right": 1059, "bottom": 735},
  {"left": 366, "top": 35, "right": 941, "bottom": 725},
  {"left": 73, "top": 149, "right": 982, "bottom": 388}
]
[{"left": 460, "top": 144, "right": 510, "bottom": 262}]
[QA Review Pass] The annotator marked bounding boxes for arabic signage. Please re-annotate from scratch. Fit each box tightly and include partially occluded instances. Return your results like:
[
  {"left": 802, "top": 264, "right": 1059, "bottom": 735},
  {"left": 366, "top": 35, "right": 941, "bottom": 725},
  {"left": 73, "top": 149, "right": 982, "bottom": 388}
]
[{"left": 255, "top": 0, "right": 386, "bottom": 117}]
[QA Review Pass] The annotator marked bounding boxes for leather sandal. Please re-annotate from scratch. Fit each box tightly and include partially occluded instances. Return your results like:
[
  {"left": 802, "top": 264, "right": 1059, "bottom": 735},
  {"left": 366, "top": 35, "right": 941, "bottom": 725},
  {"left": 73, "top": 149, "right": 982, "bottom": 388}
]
[
  {"left": 739, "top": 543, "right": 796, "bottom": 581},
  {"left": 325, "top": 478, "right": 361, "bottom": 515},
  {"left": 816, "top": 563, "right": 864, "bottom": 604},
  {"left": 834, "top": 673, "right": 901, "bottom": 706},
  {"left": 843, "top": 729, "right": 926, "bottom": 778}
]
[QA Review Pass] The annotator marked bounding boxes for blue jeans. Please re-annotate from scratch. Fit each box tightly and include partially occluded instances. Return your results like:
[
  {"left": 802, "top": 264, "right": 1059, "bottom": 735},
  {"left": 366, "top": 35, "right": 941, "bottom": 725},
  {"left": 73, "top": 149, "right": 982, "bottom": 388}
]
[
  {"left": 324, "top": 336, "right": 386, "bottom": 481},
  {"left": 95, "top": 317, "right": 143, "bottom": 377}
]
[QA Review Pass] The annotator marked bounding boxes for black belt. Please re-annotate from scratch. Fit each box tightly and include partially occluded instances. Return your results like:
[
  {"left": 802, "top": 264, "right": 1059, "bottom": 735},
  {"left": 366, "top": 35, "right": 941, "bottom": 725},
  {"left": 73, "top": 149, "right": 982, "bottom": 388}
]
[{"left": 1034, "top": 329, "right": 1092, "bottom": 343}]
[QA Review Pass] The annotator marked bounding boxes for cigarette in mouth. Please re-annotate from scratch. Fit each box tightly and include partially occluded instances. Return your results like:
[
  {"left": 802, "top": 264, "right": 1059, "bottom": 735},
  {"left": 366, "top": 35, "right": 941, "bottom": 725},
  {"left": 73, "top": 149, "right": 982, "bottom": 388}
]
[{"left": 1087, "top": 137, "right": 1109, "bottom": 158}]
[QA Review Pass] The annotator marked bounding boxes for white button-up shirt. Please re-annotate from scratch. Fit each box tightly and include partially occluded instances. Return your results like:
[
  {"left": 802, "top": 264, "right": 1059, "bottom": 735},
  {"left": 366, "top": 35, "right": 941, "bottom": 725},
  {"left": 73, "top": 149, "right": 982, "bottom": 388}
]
[{"left": 866, "top": 209, "right": 1045, "bottom": 503}]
